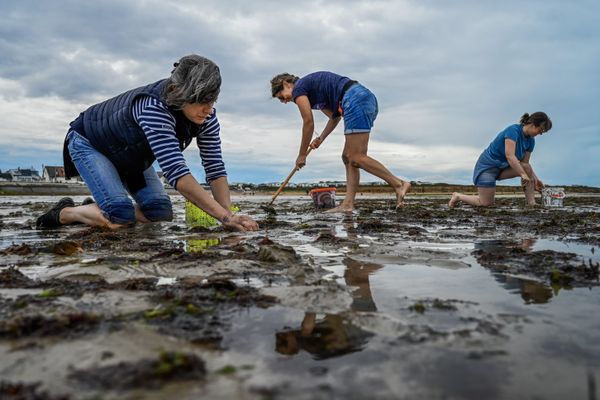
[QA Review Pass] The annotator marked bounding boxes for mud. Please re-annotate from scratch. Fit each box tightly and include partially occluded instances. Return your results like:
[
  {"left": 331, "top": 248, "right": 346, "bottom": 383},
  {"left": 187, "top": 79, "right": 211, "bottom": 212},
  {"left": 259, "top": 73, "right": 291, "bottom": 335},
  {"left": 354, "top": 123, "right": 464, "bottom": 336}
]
[
  {"left": 0, "top": 194, "right": 599, "bottom": 399},
  {"left": 0, "top": 381, "right": 69, "bottom": 400}
]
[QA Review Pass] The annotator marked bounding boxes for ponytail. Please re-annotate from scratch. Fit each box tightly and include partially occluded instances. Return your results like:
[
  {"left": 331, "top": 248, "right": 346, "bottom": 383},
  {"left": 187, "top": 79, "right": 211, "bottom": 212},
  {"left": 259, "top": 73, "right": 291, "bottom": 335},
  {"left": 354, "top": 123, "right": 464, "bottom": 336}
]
[{"left": 519, "top": 113, "right": 530, "bottom": 125}]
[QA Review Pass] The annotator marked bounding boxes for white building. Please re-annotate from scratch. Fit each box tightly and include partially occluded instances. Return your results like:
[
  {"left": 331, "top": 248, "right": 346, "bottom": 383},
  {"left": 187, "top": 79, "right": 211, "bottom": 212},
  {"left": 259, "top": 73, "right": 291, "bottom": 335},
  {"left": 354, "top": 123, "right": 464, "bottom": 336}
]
[
  {"left": 42, "top": 166, "right": 67, "bottom": 183},
  {"left": 7, "top": 168, "right": 41, "bottom": 182}
]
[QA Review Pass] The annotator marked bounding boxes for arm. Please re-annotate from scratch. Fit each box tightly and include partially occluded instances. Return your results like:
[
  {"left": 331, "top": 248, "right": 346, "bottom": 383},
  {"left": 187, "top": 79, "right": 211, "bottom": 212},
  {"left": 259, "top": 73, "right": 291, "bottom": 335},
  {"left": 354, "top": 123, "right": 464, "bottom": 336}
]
[
  {"left": 504, "top": 139, "right": 530, "bottom": 181},
  {"left": 295, "top": 95, "right": 314, "bottom": 169},
  {"left": 209, "top": 176, "right": 231, "bottom": 210},
  {"left": 521, "top": 152, "right": 543, "bottom": 190},
  {"left": 196, "top": 112, "right": 231, "bottom": 210},
  {"left": 311, "top": 110, "right": 341, "bottom": 149}
]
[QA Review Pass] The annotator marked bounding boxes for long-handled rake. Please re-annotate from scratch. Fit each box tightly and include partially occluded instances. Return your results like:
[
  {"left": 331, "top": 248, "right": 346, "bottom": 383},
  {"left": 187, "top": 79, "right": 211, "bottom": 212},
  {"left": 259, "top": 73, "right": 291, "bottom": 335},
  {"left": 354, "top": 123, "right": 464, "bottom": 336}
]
[{"left": 270, "top": 147, "right": 313, "bottom": 205}]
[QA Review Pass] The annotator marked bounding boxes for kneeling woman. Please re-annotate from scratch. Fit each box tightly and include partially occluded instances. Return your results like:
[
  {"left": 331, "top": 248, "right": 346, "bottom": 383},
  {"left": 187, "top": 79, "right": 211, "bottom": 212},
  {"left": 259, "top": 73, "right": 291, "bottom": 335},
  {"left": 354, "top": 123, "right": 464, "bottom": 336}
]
[
  {"left": 270, "top": 71, "right": 411, "bottom": 212},
  {"left": 36, "top": 55, "right": 258, "bottom": 232},
  {"left": 449, "top": 112, "right": 552, "bottom": 208}
]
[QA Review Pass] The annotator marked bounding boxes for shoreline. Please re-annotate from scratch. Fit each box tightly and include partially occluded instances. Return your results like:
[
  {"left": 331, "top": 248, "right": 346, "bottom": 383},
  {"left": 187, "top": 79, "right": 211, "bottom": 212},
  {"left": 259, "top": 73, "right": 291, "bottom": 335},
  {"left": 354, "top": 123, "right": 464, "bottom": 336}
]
[{"left": 2, "top": 181, "right": 599, "bottom": 197}]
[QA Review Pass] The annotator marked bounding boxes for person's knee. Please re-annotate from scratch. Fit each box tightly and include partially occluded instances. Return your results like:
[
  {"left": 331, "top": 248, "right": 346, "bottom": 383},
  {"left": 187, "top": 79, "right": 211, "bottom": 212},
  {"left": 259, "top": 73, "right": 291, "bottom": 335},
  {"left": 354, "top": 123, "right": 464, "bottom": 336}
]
[
  {"left": 342, "top": 153, "right": 350, "bottom": 165},
  {"left": 480, "top": 198, "right": 495, "bottom": 207},
  {"left": 139, "top": 196, "right": 173, "bottom": 222},
  {"left": 100, "top": 198, "right": 136, "bottom": 224},
  {"left": 348, "top": 154, "right": 363, "bottom": 168}
]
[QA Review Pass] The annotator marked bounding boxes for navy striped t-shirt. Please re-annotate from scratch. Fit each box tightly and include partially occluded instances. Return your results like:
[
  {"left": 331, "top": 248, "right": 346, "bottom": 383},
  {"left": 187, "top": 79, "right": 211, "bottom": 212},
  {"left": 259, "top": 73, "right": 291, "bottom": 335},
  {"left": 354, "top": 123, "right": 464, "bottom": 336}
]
[{"left": 132, "top": 95, "right": 227, "bottom": 187}]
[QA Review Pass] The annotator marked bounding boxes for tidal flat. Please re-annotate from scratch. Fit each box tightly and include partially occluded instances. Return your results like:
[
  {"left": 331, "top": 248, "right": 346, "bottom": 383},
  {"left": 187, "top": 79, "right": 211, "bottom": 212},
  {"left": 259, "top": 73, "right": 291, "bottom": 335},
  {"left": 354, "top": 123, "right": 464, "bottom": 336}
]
[{"left": 1, "top": 194, "right": 599, "bottom": 400}]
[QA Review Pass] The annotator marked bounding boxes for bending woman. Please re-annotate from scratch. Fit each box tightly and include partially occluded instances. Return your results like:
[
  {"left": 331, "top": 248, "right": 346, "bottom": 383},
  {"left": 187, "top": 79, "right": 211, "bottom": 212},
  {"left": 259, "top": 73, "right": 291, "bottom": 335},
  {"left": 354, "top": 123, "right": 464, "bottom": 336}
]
[
  {"left": 270, "top": 71, "right": 411, "bottom": 212},
  {"left": 449, "top": 112, "right": 552, "bottom": 208},
  {"left": 36, "top": 55, "right": 258, "bottom": 232}
]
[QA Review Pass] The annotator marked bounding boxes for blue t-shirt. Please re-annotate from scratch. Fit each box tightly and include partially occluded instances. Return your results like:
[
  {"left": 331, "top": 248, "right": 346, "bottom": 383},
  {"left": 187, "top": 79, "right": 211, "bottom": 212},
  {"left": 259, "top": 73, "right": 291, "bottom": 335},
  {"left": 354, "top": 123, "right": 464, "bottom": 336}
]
[
  {"left": 473, "top": 124, "right": 535, "bottom": 183},
  {"left": 484, "top": 124, "right": 535, "bottom": 165},
  {"left": 292, "top": 71, "right": 351, "bottom": 117}
]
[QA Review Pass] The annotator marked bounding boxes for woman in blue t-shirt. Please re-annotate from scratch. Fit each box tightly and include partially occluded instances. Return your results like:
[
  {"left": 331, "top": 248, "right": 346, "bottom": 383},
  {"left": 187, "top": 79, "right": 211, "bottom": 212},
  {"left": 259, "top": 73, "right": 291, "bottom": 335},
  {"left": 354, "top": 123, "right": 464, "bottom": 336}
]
[
  {"left": 449, "top": 112, "right": 552, "bottom": 207},
  {"left": 270, "top": 71, "right": 411, "bottom": 211}
]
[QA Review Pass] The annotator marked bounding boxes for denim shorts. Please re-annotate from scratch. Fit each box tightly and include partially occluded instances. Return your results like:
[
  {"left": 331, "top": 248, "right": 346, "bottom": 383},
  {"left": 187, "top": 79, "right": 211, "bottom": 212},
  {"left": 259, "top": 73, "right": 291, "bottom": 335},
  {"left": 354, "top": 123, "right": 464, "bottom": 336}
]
[
  {"left": 67, "top": 130, "right": 173, "bottom": 224},
  {"left": 474, "top": 167, "right": 502, "bottom": 188},
  {"left": 341, "top": 84, "right": 379, "bottom": 134}
]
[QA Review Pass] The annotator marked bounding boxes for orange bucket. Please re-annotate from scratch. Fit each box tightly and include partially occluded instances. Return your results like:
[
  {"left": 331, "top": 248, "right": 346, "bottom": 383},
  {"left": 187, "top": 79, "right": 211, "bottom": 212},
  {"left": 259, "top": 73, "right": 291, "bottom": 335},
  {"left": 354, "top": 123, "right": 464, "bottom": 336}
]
[{"left": 308, "top": 187, "right": 336, "bottom": 209}]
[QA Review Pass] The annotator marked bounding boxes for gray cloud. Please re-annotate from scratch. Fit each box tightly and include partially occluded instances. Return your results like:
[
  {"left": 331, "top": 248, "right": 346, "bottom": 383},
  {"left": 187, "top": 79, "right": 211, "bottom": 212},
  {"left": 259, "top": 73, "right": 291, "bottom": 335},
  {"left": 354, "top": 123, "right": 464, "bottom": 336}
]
[{"left": 1, "top": 0, "right": 598, "bottom": 185}]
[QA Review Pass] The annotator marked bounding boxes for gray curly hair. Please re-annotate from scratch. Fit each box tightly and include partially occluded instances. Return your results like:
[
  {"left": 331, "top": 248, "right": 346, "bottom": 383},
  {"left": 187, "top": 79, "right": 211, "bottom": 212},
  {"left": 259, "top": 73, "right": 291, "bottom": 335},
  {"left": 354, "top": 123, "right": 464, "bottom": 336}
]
[{"left": 164, "top": 54, "right": 221, "bottom": 109}]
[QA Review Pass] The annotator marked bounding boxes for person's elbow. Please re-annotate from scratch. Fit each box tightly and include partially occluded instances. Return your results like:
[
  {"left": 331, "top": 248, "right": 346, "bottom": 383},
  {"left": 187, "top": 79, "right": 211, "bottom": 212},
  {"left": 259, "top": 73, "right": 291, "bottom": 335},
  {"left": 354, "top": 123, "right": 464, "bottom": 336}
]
[
  {"left": 173, "top": 173, "right": 193, "bottom": 193},
  {"left": 302, "top": 119, "right": 314, "bottom": 129}
]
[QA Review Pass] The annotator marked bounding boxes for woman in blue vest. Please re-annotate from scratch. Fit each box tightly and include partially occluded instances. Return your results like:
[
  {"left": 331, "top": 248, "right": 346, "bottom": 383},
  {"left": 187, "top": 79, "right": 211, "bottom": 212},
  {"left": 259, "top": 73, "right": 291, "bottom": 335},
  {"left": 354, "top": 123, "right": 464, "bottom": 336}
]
[
  {"left": 270, "top": 72, "right": 411, "bottom": 212},
  {"left": 36, "top": 55, "right": 258, "bottom": 232},
  {"left": 449, "top": 112, "right": 552, "bottom": 208}
]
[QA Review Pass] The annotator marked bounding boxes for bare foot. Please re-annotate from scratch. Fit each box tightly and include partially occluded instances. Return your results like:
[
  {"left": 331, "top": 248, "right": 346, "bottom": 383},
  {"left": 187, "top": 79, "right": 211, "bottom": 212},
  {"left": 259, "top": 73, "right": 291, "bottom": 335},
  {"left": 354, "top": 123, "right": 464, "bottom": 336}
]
[
  {"left": 395, "top": 181, "right": 411, "bottom": 208},
  {"left": 324, "top": 205, "right": 355, "bottom": 213},
  {"left": 448, "top": 192, "right": 460, "bottom": 208}
]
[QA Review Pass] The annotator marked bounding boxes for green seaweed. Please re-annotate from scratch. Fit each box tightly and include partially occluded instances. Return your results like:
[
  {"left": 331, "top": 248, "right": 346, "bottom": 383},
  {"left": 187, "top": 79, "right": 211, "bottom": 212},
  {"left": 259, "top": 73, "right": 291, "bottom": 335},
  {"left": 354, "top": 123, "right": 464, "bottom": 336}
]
[
  {"left": 216, "top": 365, "right": 237, "bottom": 375},
  {"left": 410, "top": 302, "right": 426, "bottom": 313},
  {"left": 39, "top": 289, "right": 61, "bottom": 299}
]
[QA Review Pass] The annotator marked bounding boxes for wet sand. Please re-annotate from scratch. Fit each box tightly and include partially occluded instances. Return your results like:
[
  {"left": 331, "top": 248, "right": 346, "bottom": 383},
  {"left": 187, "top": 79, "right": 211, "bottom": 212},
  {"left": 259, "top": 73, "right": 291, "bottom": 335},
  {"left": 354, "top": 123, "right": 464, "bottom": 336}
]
[{"left": 1, "top": 194, "right": 599, "bottom": 399}]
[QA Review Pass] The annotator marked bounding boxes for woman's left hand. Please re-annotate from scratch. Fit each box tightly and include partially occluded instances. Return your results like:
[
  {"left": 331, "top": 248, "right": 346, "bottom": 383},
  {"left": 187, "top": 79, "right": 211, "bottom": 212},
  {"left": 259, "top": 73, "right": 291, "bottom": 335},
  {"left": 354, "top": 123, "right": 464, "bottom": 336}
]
[{"left": 309, "top": 137, "right": 322, "bottom": 149}]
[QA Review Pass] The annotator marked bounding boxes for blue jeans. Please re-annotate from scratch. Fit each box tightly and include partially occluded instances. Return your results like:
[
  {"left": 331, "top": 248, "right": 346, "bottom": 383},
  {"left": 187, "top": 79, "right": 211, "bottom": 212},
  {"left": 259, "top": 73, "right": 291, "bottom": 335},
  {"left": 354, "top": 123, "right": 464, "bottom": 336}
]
[
  {"left": 67, "top": 130, "right": 173, "bottom": 224},
  {"left": 341, "top": 84, "right": 379, "bottom": 134}
]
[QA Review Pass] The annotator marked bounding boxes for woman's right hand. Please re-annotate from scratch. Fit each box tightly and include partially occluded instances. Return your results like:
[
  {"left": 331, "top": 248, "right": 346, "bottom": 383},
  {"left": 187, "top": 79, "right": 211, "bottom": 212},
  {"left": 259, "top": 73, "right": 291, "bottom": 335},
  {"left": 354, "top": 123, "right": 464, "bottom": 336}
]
[
  {"left": 295, "top": 154, "right": 307, "bottom": 169},
  {"left": 221, "top": 214, "right": 259, "bottom": 232},
  {"left": 534, "top": 178, "right": 544, "bottom": 191},
  {"left": 520, "top": 173, "right": 531, "bottom": 186}
]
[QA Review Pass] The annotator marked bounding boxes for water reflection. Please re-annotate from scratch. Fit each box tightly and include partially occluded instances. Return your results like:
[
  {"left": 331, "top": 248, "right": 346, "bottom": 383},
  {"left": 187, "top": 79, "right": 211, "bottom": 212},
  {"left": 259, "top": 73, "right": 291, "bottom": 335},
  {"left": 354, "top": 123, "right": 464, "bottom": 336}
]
[
  {"left": 275, "top": 257, "right": 381, "bottom": 359},
  {"left": 184, "top": 234, "right": 246, "bottom": 252},
  {"left": 492, "top": 274, "right": 553, "bottom": 304},
  {"left": 275, "top": 313, "right": 373, "bottom": 359},
  {"left": 343, "top": 257, "right": 382, "bottom": 312},
  {"left": 341, "top": 216, "right": 358, "bottom": 240},
  {"left": 185, "top": 236, "right": 221, "bottom": 252},
  {"left": 474, "top": 238, "right": 555, "bottom": 304}
]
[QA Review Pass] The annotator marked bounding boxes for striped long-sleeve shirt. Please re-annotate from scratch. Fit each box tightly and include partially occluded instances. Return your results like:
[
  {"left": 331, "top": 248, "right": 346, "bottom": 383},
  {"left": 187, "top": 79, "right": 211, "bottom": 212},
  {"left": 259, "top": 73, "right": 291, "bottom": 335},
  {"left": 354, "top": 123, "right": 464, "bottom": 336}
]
[{"left": 132, "top": 95, "right": 227, "bottom": 187}]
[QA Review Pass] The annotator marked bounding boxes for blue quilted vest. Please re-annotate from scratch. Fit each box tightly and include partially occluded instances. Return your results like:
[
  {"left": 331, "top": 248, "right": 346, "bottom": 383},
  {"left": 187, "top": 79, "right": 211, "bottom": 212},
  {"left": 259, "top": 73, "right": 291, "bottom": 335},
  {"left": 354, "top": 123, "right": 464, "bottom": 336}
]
[{"left": 64, "top": 79, "right": 197, "bottom": 191}]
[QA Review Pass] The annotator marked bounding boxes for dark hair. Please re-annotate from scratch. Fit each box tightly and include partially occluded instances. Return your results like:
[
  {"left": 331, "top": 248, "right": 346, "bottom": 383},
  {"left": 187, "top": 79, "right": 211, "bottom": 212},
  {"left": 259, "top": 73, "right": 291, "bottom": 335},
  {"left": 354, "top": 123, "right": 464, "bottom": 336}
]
[
  {"left": 270, "top": 73, "right": 299, "bottom": 97},
  {"left": 164, "top": 54, "right": 221, "bottom": 109},
  {"left": 520, "top": 111, "right": 552, "bottom": 132}
]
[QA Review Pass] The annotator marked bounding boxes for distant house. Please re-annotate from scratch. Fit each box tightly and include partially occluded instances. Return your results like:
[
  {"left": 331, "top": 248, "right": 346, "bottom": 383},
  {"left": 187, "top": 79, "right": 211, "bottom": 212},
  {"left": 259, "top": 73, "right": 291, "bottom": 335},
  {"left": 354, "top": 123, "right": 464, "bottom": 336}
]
[
  {"left": 7, "top": 168, "right": 41, "bottom": 182},
  {"left": 0, "top": 170, "right": 12, "bottom": 181},
  {"left": 42, "top": 166, "right": 66, "bottom": 183}
]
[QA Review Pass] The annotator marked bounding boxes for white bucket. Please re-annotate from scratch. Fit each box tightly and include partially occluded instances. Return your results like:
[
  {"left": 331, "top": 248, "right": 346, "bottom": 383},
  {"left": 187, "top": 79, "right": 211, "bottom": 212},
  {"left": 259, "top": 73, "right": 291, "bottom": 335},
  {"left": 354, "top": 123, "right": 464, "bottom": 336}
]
[{"left": 542, "top": 187, "right": 565, "bottom": 207}]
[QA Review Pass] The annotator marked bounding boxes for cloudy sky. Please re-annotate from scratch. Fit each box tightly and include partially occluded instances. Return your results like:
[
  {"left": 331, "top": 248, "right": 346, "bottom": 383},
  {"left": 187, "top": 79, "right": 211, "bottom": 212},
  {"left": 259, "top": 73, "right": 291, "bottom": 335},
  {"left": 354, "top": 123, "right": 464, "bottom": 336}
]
[{"left": 1, "top": 0, "right": 598, "bottom": 186}]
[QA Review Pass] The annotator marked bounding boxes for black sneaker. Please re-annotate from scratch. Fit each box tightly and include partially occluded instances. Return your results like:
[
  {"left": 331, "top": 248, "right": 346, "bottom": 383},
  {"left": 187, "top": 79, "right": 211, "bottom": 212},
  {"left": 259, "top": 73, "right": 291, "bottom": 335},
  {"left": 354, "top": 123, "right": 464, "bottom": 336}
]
[
  {"left": 82, "top": 197, "right": 95, "bottom": 206},
  {"left": 36, "top": 197, "right": 75, "bottom": 229}
]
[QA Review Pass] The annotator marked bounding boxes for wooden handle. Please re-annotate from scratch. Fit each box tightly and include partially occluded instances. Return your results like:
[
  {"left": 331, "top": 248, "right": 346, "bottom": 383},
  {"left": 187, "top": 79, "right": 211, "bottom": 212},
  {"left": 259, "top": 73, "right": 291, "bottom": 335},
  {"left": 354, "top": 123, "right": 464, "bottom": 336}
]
[{"left": 269, "top": 147, "right": 312, "bottom": 205}]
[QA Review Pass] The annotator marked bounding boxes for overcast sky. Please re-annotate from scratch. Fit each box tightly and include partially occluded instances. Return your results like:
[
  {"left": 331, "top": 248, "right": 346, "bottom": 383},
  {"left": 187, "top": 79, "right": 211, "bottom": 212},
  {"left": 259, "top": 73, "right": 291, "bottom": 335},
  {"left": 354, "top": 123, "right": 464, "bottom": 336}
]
[{"left": 1, "top": 0, "right": 598, "bottom": 186}]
